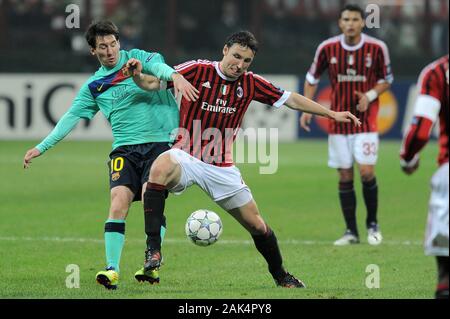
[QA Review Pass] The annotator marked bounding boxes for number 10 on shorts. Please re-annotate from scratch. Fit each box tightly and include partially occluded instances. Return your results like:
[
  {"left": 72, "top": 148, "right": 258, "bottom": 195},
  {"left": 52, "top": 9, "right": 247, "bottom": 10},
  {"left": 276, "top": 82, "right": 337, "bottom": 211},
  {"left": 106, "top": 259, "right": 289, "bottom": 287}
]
[
  {"left": 111, "top": 157, "right": 124, "bottom": 172},
  {"left": 110, "top": 157, "right": 124, "bottom": 181}
]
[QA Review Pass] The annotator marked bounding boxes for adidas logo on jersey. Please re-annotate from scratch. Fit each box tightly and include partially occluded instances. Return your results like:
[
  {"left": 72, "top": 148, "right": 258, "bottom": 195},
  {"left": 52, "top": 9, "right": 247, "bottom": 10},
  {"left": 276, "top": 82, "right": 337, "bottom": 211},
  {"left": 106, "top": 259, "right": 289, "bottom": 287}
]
[{"left": 202, "top": 81, "right": 211, "bottom": 88}]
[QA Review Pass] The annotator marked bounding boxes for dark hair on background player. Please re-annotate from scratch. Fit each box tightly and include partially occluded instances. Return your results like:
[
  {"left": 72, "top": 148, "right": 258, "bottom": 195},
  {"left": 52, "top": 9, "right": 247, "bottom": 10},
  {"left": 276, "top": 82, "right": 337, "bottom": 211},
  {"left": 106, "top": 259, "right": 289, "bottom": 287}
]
[
  {"left": 85, "top": 20, "right": 120, "bottom": 48},
  {"left": 340, "top": 4, "right": 365, "bottom": 19},
  {"left": 225, "top": 31, "right": 259, "bottom": 54}
]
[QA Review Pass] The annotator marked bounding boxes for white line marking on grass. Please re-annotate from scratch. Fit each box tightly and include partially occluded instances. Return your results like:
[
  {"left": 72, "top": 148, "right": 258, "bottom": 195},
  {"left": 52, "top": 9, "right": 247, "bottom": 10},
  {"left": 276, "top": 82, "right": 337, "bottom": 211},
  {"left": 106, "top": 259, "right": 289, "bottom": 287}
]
[{"left": 0, "top": 236, "right": 422, "bottom": 246}]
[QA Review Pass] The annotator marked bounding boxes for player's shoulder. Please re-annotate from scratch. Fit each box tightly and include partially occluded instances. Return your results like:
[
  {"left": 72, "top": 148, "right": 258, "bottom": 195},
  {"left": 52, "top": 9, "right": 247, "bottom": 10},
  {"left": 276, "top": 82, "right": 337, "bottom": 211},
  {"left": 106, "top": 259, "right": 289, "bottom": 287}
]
[
  {"left": 316, "top": 35, "right": 341, "bottom": 51},
  {"left": 435, "top": 55, "right": 449, "bottom": 69},
  {"left": 175, "top": 59, "right": 214, "bottom": 71},
  {"left": 128, "top": 49, "right": 165, "bottom": 62},
  {"left": 419, "top": 56, "right": 448, "bottom": 81},
  {"left": 178, "top": 59, "right": 214, "bottom": 67},
  {"left": 363, "top": 34, "right": 389, "bottom": 50},
  {"left": 245, "top": 71, "right": 271, "bottom": 83}
]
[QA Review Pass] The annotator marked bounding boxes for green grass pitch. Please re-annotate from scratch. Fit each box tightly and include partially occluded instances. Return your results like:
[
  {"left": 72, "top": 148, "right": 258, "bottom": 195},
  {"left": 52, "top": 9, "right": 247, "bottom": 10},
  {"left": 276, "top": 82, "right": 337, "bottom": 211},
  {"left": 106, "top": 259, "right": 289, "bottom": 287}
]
[{"left": 0, "top": 139, "right": 439, "bottom": 298}]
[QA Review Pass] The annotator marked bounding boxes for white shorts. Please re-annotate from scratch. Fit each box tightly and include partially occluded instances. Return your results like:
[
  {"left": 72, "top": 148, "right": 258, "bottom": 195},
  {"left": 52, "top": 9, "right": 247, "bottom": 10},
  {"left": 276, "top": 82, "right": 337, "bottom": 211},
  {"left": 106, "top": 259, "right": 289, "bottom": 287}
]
[
  {"left": 163, "top": 148, "right": 253, "bottom": 210},
  {"left": 424, "top": 162, "right": 449, "bottom": 256},
  {"left": 328, "top": 133, "right": 379, "bottom": 169}
]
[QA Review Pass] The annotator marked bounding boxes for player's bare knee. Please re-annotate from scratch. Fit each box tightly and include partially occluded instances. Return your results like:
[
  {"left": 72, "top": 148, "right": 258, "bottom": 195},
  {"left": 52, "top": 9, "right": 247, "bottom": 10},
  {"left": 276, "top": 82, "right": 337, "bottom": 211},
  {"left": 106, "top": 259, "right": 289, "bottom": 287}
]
[
  {"left": 338, "top": 168, "right": 354, "bottom": 182},
  {"left": 246, "top": 219, "right": 267, "bottom": 236},
  {"left": 109, "top": 188, "right": 131, "bottom": 219},
  {"left": 108, "top": 201, "right": 129, "bottom": 219},
  {"left": 360, "top": 170, "right": 375, "bottom": 182},
  {"left": 149, "top": 154, "right": 176, "bottom": 184}
]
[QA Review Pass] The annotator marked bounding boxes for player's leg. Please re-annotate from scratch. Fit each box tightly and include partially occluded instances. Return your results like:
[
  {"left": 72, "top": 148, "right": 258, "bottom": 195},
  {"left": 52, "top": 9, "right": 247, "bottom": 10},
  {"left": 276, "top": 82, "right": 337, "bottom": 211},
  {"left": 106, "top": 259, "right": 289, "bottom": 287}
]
[
  {"left": 96, "top": 149, "right": 139, "bottom": 289},
  {"left": 354, "top": 133, "right": 381, "bottom": 245},
  {"left": 358, "top": 164, "right": 382, "bottom": 245},
  {"left": 142, "top": 151, "right": 182, "bottom": 272},
  {"left": 96, "top": 186, "right": 134, "bottom": 289},
  {"left": 335, "top": 167, "right": 360, "bottom": 245},
  {"left": 223, "top": 197, "right": 305, "bottom": 288},
  {"left": 328, "top": 134, "right": 359, "bottom": 245},
  {"left": 105, "top": 186, "right": 134, "bottom": 271},
  {"left": 133, "top": 142, "right": 172, "bottom": 284},
  {"left": 425, "top": 163, "right": 449, "bottom": 298},
  {"left": 134, "top": 181, "right": 169, "bottom": 284},
  {"left": 142, "top": 182, "right": 168, "bottom": 246},
  {"left": 436, "top": 256, "right": 449, "bottom": 299}
]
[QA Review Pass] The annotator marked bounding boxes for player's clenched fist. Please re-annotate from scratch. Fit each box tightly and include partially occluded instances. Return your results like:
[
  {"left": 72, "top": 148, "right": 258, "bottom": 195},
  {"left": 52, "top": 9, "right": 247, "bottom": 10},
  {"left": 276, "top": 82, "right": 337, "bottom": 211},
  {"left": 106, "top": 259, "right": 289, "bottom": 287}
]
[{"left": 125, "top": 58, "right": 142, "bottom": 77}]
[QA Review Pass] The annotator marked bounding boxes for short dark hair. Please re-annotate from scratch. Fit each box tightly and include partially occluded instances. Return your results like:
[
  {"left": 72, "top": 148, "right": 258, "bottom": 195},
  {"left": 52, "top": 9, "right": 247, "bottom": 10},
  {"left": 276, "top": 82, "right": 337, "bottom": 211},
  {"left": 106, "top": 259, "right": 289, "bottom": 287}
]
[
  {"left": 340, "top": 4, "right": 365, "bottom": 19},
  {"left": 85, "top": 20, "right": 120, "bottom": 48},
  {"left": 225, "top": 31, "right": 259, "bottom": 54}
]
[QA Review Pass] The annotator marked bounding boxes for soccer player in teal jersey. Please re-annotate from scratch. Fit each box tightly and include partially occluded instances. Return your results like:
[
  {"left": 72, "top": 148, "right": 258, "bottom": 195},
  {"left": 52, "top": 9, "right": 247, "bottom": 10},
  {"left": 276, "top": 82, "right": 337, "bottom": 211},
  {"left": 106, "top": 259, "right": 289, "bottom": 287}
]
[{"left": 23, "top": 21, "right": 199, "bottom": 290}]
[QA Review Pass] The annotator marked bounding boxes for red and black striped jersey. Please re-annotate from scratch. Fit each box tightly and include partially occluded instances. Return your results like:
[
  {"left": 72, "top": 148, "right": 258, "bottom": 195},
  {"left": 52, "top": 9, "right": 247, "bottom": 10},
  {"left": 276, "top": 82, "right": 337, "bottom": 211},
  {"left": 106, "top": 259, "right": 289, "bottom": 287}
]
[
  {"left": 306, "top": 33, "right": 393, "bottom": 134},
  {"left": 171, "top": 60, "right": 290, "bottom": 166},
  {"left": 401, "top": 55, "right": 449, "bottom": 166}
]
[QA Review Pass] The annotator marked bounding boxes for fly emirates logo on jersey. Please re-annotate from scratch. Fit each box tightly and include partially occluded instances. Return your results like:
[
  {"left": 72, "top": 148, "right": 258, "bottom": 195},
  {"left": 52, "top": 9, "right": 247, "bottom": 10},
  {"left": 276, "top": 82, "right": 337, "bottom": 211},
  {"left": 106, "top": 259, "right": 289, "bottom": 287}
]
[
  {"left": 201, "top": 98, "right": 237, "bottom": 114},
  {"left": 337, "top": 68, "right": 367, "bottom": 83}
]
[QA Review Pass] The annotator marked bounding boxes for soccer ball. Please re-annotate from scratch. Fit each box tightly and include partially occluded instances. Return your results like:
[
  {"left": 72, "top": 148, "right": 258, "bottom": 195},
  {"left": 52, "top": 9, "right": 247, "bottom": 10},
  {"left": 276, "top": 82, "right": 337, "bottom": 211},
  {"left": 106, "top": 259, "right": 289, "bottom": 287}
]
[{"left": 185, "top": 209, "right": 223, "bottom": 246}]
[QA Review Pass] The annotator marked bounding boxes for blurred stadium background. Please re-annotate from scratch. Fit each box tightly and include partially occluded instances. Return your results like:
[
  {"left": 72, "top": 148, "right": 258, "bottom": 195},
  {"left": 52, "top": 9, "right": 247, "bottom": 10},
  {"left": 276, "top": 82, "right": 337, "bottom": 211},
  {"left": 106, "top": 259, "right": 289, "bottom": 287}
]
[
  {"left": 0, "top": 0, "right": 448, "bottom": 73},
  {"left": 0, "top": 0, "right": 448, "bottom": 141},
  {"left": 0, "top": 0, "right": 448, "bottom": 299}
]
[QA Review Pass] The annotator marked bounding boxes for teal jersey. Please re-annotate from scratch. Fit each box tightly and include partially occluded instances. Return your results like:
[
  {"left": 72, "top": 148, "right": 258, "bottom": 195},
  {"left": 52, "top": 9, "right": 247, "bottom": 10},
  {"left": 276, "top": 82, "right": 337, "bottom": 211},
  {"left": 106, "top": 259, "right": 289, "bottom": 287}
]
[{"left": 36, "top": 49, "right": 179, "bottom": 154}]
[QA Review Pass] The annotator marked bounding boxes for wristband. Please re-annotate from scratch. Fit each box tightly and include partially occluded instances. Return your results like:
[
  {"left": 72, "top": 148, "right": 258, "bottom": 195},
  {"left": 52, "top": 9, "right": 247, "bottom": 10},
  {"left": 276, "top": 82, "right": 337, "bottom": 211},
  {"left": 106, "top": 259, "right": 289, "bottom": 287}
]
[
  {"left": 400, "top": 153, "right": 419, "bottom": 168},
  {"left": 365, "top": 89, "right": 378, "bottom": 103}
]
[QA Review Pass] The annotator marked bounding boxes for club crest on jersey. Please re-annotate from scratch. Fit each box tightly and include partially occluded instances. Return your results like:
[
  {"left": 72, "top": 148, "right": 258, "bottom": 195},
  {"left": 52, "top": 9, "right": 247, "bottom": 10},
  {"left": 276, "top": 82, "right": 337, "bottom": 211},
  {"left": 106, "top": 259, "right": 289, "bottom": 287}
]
[
  {"left": 236, "top": 86, "right": 243, "bottom": 98},
  {"left": 220, "top": 84, "right": 230, "bottom": 95},
  {"left": 122, "top": 67, "right": 131, "bottom": 78},
  {"left": 330, "top": 56, "right": 338, "bottom": 64},
  {"left": 365, "top": 54, "right": 372, "bottom": 68},
  {"left": 347, "top": 54, "right": 355, "bottom": 66}
]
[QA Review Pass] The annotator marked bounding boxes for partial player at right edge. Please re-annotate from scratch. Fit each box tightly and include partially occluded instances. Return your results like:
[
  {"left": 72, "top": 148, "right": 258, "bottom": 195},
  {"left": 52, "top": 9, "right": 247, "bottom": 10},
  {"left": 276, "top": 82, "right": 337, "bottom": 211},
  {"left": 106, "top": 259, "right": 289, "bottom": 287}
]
[{"left": 400, "top": 55, "right": 449, "bottom": 299}]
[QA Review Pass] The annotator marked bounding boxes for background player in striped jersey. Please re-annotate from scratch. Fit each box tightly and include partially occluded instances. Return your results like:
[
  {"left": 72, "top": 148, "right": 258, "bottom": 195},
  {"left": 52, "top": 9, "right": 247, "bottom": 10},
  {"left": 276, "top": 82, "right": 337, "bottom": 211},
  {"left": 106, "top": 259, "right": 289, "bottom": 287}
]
[
  {"left": 300, "top": 4, "right": 394, "bottom": 246},
  {"left": 400, "top": 55, "right": 449, "bottom": 299},
  {"left": 128, "top": 31, "right": 360, "bottom": 288},
  {"left": 22, "top": 20, "right": 199, "bottom": 290}
]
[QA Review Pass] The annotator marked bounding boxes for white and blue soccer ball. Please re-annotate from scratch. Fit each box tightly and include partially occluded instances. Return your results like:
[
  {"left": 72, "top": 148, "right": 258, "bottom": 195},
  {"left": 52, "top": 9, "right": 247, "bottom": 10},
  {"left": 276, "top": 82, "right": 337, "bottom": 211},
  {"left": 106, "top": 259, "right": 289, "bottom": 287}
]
[{"left": 185, "top": 209, "right": 223, "bottom": 246}]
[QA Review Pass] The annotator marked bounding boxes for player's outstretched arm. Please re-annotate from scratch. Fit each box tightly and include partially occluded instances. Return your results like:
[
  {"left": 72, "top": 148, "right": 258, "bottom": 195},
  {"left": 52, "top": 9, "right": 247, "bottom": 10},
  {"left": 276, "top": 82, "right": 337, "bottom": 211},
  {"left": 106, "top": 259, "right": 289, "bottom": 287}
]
[
  {"left": 23, "top": 148, "right": 41, "bottom": 169},
  {"left": 285, "top": 92, "right": 361, "bottom": 127},
  {"left": 22, "top": 112, "right": 85, "bottom": 169}
]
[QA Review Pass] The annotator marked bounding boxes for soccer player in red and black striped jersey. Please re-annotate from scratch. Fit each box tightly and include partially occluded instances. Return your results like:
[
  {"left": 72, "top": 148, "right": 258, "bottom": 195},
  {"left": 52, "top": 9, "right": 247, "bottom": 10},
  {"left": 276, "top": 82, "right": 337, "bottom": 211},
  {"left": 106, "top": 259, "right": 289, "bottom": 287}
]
[
  {"left": 400, "top": 55, "right": 449, "bottom": 299},
  {"left": 300, "top": 4, "right": 393, "bottom": 246},
  {"left": 130, "top": 31, "right": 360, "bottom": 288}
]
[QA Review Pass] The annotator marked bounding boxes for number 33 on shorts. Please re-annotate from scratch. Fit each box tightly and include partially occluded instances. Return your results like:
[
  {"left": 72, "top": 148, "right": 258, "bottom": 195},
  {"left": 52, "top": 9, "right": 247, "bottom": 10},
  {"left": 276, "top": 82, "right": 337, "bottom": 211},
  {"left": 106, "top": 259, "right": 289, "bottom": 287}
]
[
  {"left": 110, "top": 157, "right": 124, "bottom": 181},
  {"left": 356, "top": 133, "right": 379, "bottom": 165},
  {"left": 362, "top": 142, "right": 377, "bottom": 156}
]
